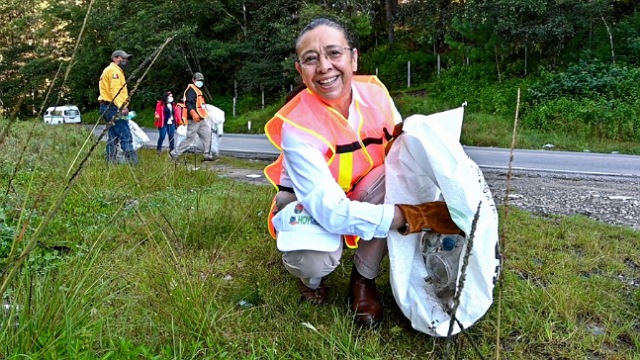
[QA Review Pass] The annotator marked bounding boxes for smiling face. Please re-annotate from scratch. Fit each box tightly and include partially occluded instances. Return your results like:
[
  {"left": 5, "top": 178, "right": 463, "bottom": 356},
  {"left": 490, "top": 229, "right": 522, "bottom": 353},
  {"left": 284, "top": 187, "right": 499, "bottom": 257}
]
[{"left": 295, "top": 25, "right": 358, "bottom": 115}]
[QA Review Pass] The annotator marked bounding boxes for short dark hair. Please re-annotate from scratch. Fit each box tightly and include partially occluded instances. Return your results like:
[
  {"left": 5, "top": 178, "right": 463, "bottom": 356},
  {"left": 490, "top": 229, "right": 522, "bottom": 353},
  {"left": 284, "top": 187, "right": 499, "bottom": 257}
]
[{"left": 295, "top": 18, "right": 353, "bottom": 55}]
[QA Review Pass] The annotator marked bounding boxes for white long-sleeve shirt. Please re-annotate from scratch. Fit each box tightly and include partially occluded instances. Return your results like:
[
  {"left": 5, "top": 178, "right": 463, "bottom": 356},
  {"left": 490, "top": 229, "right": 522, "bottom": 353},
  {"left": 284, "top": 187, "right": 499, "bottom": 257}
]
[{"left": 279, "top": 84, "right": 402, "bottom": 240}]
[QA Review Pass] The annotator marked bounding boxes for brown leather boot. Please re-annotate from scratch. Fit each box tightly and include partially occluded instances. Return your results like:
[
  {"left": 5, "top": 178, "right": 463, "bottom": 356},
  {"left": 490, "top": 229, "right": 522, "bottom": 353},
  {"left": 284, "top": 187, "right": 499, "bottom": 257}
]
[
  {"left": 349, "top": 266, "right": 383, "bottom": 326},
  {"left": 298, "top": 279, "right": 328, "bottom": 306}
]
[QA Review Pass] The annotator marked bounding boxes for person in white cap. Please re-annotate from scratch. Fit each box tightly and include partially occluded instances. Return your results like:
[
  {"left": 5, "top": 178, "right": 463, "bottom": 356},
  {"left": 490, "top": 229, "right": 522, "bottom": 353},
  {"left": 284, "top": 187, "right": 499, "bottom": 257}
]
[
  {"left": 170, "top": 72, "right": 215, "bottom": 162},
  {"left": 264, "top": 18, "right": 462, "bottom": 327},
  {"left": 98, "top": 49, "right": 138, "bottom": 164}
]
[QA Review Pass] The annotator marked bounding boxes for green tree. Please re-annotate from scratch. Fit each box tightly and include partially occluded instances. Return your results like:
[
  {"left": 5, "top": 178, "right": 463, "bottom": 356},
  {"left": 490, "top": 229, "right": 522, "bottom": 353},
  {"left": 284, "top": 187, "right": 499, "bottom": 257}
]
[{"left": 0, "top": 0, "right": 75, "bottom": 117}]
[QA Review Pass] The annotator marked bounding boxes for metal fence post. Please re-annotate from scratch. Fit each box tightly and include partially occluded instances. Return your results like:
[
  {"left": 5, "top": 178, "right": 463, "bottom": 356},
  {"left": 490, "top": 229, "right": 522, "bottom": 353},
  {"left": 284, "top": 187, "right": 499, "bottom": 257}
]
[{"left": 233, "top": 80, "right": 237, "bottom": 117}]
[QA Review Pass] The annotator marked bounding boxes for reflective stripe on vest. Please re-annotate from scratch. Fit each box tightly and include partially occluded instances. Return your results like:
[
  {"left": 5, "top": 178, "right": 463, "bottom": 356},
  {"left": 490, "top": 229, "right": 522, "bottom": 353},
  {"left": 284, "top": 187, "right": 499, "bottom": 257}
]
[
  {"left": 265, "top": 76, "right": 395, "bottom": 191},
  {"left": 180, "top": 84, "right": 208, "bottom": 120},
  {"left": 264, "top": 75, "right": 396, "bottom": 248}
]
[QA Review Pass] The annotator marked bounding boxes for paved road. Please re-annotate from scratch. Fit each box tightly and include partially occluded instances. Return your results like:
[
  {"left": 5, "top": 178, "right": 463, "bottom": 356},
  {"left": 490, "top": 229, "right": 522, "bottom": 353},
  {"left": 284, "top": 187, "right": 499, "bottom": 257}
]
[
  {"left": 91, "top": 125, "right": 640, "bottom": 177},
  {"left": 219, "top": 134, "right": 640, "bottom": 177},
  {"left": 462, "top": 146, "right": 640, "bottom": 177}
]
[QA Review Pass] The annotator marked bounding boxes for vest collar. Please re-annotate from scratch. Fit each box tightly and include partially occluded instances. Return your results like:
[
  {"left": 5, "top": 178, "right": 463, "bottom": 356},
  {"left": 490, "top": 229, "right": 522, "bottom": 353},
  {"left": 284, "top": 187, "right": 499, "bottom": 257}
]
[{"left": 351, "top": 82, "right": 369, "bottom": 108}]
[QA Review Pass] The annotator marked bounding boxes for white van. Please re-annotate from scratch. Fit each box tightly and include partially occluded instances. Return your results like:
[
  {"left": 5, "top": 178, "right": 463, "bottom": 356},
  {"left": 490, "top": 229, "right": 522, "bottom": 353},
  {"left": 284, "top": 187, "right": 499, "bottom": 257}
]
[{"left": 43, "top": 105, "right": 82, "bottom": 124}]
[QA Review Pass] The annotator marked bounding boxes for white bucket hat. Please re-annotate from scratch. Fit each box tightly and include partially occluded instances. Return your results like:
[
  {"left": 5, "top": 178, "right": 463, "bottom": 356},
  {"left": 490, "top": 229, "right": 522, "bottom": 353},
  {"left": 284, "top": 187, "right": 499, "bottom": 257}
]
[{"left": 272, "top": 201, "right": 341, "bottom": 252}]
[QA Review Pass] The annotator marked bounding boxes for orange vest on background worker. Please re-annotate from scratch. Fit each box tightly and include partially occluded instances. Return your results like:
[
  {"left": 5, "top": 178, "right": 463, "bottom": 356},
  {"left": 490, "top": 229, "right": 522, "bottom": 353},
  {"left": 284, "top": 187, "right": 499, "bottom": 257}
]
[
  {"left": 264, "top": 75, "right": 397, "bottom": 248},
  {"left": 177, "top": 84, "right": 208, "bottom": 122}
]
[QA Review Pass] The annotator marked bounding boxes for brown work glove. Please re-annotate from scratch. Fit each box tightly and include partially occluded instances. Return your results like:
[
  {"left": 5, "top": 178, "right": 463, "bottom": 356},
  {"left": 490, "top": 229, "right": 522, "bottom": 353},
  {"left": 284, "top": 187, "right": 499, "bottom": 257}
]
[
  {"left": 385, "top": 122, "right": 404, "bottom": 156},
  {"left": 396, "top": 201, "right": 463, "bottom": 235},
  {"left": 189, "top": 109, "right": 202, "bottom": 122}
]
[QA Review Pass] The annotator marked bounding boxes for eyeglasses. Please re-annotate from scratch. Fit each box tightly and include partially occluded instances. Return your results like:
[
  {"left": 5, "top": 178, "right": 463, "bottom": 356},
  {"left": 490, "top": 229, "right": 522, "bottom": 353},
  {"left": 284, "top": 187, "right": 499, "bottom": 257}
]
[{"left": 298, "top": 46, "right": 352, "bottom": 67}]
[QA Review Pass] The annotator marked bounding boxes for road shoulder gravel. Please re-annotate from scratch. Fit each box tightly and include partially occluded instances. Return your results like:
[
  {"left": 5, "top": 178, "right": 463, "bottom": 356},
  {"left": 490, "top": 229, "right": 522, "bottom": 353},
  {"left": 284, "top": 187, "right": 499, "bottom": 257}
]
[{"left": 207, "top": 162, "right": 639, "bottom": 232}]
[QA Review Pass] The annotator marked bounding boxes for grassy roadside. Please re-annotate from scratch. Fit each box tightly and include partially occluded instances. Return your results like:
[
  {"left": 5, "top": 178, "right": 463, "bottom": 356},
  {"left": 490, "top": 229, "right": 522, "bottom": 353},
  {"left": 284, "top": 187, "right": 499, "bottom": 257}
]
[{"left": 1, "top": 121, "right": 638, "bottom": 358}]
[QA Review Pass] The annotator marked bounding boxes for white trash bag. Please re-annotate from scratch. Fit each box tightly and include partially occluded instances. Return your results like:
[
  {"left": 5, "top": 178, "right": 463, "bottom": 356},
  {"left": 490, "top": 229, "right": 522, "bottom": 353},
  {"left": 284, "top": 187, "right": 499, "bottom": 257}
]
[
  {"left": 385, "top": 105, "right": 500, "bottom": 337},
  {"left": 128, "top": 119, "right": 149, "bottom": 150},
  {"left": 206, "top": 104, "right": 225, "bottom": 155},
  {"left": 175, "top": 125, "right": 187, "bottom": 147},
  {"left": 188, "top": 104, "right": 225, "bottom": 155}
]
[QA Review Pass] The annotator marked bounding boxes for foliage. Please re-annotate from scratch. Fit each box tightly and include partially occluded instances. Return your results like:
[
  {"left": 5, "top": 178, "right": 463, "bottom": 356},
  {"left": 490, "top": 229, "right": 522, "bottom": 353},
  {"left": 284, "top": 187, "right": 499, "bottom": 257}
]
[
  {"left": 522, "top": 97, "right": 640, "bottom": 142},
  {"left": 0, "top": 207, "right": 17, "bottom": 268},
  {"left": 395, "top": 0, "right": 463, "bottom": 50},
  {"left": 522, "top": 60, "right": 640, "bottom": 141},
  {"left": 528, "top": 60, "right": 640, "bottom": 104},
  {"left": 613, "top": 10, "right": 640, "bottom": 65},
  {"left": 454, "top": 0, "right": 616, "bottom": 70},
  {"left": 225, "top": 102, "right": 282, "bottom": 135},
  {"left": 446, "top": 15, "right": 505, "bottom": 72},
  {"left": 422, "top": 64, "right": 528, "bottom": 116},
  {"left": 358, "top": 45, "right": 437, "bottom": 89}
]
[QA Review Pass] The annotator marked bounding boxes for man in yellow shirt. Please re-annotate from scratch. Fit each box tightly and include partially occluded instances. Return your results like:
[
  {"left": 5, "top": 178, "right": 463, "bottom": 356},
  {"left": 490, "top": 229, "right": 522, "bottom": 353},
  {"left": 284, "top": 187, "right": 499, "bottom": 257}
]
[{"left": 99, "top": 49, "right": 138, "bottom": 165}]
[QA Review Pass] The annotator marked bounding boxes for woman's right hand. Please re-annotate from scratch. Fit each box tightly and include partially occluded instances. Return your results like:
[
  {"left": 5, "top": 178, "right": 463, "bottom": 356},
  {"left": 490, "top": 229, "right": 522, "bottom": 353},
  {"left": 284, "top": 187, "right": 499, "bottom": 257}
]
[{"left": 273, "top": 191, "right": 297, "bottom": 214}]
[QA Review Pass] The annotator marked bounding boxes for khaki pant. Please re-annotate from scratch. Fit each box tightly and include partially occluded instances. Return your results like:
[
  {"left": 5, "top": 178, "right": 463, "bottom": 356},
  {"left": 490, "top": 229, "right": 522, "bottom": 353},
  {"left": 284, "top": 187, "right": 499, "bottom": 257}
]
[
  {"left": 278, "top": 166, "right": 387, "bottom": 289},
  {"left": 171, "top": 119, "right": 212, "bottom": 158}
]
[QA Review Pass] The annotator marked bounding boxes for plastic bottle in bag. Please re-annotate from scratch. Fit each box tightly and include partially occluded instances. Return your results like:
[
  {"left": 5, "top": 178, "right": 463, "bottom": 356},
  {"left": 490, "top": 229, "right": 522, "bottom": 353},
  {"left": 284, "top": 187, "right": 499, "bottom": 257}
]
[{"left": 421, "top": 232, "right": 465, "bottom": 309}]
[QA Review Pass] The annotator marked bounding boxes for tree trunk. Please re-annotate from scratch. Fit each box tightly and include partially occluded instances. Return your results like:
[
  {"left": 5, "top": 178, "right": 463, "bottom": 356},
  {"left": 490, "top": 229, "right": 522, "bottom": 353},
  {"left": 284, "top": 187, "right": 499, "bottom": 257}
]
[
  {"left": 242, "top": 2, "right": 247, "bottom": 41},
  {"left": 601, "top": 16, "right": 615, "bottom": 66},
  {"left": 494, "top": 45, "right": 502, "bottom": 83},
  {"left": 386, "top": 0, "right": 397, "bottom": 45},
  {"left": 524, "top": 43, "right": 528, "bottom": 76}
]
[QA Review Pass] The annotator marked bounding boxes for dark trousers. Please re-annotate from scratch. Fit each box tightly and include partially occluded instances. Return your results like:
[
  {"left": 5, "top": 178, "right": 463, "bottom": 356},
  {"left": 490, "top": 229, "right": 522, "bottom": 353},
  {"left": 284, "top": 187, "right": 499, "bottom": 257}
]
[
  {"left": 100, "top": 103, "right": 138, "bottom": 165},
  {"left": 157, "top": 124, "right": 176, "bottom": 152}
]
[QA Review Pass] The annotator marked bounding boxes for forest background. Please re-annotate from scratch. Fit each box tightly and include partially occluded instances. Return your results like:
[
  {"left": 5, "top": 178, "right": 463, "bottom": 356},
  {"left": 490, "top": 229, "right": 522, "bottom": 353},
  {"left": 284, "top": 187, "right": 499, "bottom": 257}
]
[{"left": 1, "top": 0, "right": 639, "bottom": 150}]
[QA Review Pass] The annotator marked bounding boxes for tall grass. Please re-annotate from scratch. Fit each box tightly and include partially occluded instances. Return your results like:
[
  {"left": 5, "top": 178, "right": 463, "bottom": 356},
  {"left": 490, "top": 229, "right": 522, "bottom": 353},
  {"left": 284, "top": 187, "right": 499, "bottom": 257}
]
[{"left": 1, "top": 120, "right": 639, "bottom": 358}]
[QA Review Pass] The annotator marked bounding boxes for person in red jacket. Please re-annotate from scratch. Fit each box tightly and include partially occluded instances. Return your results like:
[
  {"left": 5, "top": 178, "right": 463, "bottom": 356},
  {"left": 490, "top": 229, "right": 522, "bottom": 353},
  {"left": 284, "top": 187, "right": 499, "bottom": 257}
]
[{"left": 154, "top": 91, "right": 182, "bottom": 154}]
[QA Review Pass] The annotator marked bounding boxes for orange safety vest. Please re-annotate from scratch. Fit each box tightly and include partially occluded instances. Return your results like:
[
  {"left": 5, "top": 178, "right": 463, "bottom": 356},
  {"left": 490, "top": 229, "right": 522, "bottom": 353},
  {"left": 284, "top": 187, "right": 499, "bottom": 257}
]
[
  {"left": 177, "top": 84, "right": 208, "bottom": 122},
  {"left": 264, "top": 75, "right": 396, "bottom": 248}
]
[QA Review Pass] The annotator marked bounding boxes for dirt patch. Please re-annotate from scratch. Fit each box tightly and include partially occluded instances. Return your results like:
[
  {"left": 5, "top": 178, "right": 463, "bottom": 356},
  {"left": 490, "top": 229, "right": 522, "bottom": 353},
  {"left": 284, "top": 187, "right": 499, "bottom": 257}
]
[{"left": 204, "top": 163, "right": 271, "bottom": 186}]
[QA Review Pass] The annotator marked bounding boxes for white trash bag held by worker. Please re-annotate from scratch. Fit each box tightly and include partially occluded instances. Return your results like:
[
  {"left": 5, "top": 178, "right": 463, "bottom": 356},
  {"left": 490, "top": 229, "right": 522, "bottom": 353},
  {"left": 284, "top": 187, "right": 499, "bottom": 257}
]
[
  {"left": 385, "top": 105, "right": 501, "bottom": 337},
  {"left": 175, "top": 125, "right": 187, "bottom": 147},
  {"left": 203, "top": 104, "right": 225, "bottom": 156},
  {"left": 128, "top": 118, "right": 149, "bottom": 150}
]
